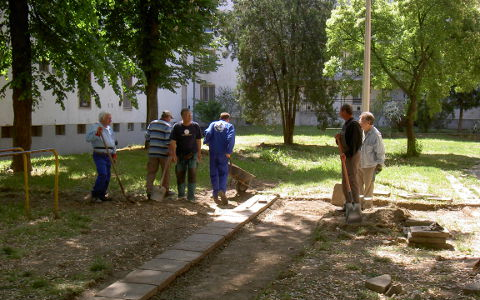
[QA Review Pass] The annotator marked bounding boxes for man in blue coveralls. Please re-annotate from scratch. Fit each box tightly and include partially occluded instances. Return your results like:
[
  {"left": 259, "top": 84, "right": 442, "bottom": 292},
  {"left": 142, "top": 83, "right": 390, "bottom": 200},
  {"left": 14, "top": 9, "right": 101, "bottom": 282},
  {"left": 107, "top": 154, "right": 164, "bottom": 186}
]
[{"left": 204, "top": 112, "right": 235, "bottom": 205}]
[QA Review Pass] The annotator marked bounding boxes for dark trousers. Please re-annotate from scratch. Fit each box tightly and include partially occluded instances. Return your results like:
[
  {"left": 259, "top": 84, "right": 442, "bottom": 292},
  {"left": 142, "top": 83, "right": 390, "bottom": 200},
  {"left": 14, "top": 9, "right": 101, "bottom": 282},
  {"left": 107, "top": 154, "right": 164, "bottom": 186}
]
[
  {"left": 175, "top": 155, "right": 197, "bottom": 199},
  {"left": 92, "top": 152, "right": 111, "bottom": 199},
  {"left": 209, "top": 153, "right": 229, "bottom": 196},
  {"left": 342, "top": 151, "right": 360, "bottom": 203}
]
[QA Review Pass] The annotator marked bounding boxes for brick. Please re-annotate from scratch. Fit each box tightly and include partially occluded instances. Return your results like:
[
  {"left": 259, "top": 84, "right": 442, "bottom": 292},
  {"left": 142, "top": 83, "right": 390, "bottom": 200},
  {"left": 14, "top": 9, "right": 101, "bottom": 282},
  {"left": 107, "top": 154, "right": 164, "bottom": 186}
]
[
  {"left": 331, "top": 183, "right": 345, "bottom": 207},
  {"left": 138, "top": 258, "right": 190, "bottom": 275},
  {"left": 463, "top": 281, "right": 480, "bottom": 295},
  {"left": 96, "top": 281, "right": 157, "bottom": 300},
  {"left": 409, "top": 226, "right": 451, "bottom": 238},
  {"left": 405, "top": 219, "right": 436, "bottom": 227},
  {"left": 122, "top": 269, "right": 175, "bottom": 288},
  {"left": 155, "top": 249, "right": 203, "bottom": 263},
  {"left": 171, "top": 239, "right": 218, "bottom": 253},
  {"left": 365, "top": 274, "right": 392, "bottom": 294}
]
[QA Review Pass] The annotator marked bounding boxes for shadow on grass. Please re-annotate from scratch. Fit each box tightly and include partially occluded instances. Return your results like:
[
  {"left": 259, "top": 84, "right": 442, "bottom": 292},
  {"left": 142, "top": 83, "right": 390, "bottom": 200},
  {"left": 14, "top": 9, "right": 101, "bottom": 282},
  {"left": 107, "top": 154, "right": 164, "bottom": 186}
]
[{"left": 386, "top": 153, "right": 480, "bottom": 171}]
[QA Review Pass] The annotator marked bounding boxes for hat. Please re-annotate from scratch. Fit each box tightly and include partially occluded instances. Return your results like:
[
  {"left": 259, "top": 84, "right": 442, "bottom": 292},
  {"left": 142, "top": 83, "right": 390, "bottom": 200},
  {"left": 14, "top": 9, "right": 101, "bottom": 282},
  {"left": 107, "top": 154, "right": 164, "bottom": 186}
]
[{"left": 161, "top": 110, "right": 174, "bottom": 119}]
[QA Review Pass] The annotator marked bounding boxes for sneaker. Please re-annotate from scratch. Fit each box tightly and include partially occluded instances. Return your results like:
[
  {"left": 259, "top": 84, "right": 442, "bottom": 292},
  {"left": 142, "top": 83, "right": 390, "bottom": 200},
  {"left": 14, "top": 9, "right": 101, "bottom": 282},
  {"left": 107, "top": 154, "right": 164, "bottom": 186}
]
[
  {"left": 102, "top": 196, "right": 113, "bottom": 202},
  {"left": 218, "top": 191, "right": 227, "bottom": 205},
  {"left": 91, "top": 197, "right": 103, "bottom": 204}
]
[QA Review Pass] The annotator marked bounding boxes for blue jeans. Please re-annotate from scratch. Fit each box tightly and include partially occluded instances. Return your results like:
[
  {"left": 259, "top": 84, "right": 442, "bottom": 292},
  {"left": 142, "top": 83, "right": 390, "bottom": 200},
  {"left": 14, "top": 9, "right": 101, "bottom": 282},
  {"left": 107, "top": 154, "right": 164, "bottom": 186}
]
[
  {"left": 209, "top": 153, "right": 229, "bottom": 197},
  {"left": 92, "top": 153, "right": 111, "bottom": 199}
]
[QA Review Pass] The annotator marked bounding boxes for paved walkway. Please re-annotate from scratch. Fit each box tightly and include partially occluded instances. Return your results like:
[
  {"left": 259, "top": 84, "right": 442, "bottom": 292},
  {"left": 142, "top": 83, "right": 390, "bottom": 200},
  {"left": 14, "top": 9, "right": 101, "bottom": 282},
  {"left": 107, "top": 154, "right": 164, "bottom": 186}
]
[{"left": 90, "top": 194, "right": 277, "bottom": 300}]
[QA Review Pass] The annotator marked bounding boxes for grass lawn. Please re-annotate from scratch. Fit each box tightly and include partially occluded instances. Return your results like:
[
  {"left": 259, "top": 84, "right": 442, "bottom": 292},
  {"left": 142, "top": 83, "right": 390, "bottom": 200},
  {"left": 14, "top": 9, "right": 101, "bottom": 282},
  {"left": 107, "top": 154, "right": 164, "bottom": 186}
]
[{"left": 0, "top": 126, "right": 479, "bottom": 299}]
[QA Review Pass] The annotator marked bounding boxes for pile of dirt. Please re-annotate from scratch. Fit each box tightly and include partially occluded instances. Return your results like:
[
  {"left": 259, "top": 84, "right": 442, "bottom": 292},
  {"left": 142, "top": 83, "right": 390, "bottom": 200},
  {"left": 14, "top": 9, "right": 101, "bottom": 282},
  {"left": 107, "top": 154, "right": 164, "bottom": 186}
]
[{"left": 364, "top": 207, "right": 412, "bottom": 229}]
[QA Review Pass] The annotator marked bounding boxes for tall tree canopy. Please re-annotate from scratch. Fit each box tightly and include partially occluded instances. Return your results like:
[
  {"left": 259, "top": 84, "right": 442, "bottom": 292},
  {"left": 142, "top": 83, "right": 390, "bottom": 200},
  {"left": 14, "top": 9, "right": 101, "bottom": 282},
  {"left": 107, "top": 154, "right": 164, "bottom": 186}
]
[
  {"left": 0, "top": 0, "right": 131, "bottom": 171},
  {"left": 99, "top": 0, "right": 220, "bottom": 124},
  {"left": 225, "top": 0, "right": 336, "bottom": 144},
  {"left": 325, "top": 0, "right": 480, "bottom": 156}
]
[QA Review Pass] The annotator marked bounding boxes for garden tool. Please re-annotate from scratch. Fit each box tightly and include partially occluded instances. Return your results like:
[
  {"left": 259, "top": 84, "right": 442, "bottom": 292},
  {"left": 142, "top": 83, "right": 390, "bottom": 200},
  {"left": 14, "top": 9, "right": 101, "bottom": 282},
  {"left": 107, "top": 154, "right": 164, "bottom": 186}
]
[
  {"left": 150, "top": 156, "right": 172, "bottom": 202},
  {"left": 99, "top": 131, "right": 133, "bottom": 203},
  {"left": 335, "top": 135, "right": 362, "bottom": 223}
]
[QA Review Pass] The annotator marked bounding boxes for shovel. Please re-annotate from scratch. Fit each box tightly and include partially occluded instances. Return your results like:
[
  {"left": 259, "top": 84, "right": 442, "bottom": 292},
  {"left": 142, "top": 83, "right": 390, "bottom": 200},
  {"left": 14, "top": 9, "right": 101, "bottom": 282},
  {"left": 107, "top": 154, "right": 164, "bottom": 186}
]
[
  {"left": 335, "top": 136, "right": 362, "bottom": 223},
  {"left": 150, "top": 156, "right": 172, "bottom": 202}
]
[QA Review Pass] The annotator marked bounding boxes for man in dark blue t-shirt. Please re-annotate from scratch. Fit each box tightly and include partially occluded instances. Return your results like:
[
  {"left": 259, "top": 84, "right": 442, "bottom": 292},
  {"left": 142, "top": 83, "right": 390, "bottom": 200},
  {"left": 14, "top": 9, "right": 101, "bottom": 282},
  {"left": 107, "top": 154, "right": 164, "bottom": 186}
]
[{"left": 169, "top": 108, "right": 202, "bottom": 201}]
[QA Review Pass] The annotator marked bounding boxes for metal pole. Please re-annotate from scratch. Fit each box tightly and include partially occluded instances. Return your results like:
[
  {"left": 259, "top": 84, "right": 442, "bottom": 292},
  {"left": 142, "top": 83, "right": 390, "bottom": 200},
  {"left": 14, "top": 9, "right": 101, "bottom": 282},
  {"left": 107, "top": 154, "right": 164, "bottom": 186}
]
[{"left": 362, "top": 0, "right": 372, "bottom": 113}]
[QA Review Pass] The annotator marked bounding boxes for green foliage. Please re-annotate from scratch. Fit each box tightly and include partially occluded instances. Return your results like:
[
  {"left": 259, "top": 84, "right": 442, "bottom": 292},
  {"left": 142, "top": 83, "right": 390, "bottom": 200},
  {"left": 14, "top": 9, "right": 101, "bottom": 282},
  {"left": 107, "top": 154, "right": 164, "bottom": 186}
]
[
  {"left": 194, "top": 99, "right": 224, "bottom": 124},
  {"left": 0, "top": 0, "right": 134, "bottom": 108},
  {"left": 215, "top": 86, "right": 242, "bottom": 118},
  {"left": 224, "top": 0, "right": 336, "bottom": 143},
  {"left": 325, "top": 0, "right": 480, "bottom": 155},
  {"left": 99, "top": 0, "right": 221, "bottom": 122},
  {"left": 89, "top": 257, "right": 111, "bottom": 273}
]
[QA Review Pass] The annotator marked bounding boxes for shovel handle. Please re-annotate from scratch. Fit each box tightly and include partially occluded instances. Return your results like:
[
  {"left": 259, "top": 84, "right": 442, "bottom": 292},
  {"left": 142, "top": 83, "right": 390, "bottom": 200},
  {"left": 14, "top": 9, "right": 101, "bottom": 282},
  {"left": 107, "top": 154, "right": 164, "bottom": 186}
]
[
  {"left": 335, "top": 135, "right": 353, "bottom": 200},
  {"left": 99, "top": 132, "right": 129, "bottom": 202}
]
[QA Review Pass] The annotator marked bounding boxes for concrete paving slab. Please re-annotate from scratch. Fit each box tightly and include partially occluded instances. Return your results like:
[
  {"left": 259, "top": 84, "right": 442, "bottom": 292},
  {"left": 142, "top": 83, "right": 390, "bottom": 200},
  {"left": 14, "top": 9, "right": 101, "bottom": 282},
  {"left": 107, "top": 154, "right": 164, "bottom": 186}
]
[
  {"left": 93, "top": 297, "right": 125, "bottom": 300},
  {"left": 171, "top": 239, "right": 219, "bottom": 253},
  {"left": 122, "top": 269, "right": 175, "bottom": 288},
  {"left": 195, "top": 225, "right": 234, "bottom": 236},
  {"left": 184, "top": 233, "right": 225, "bottom": 244},
  {"left": 138, "top": 258, "right": 190, "bottom": 275},
  {"left": 156, "top": 249, "right": 204, "bottom": 263},
  {"left": 214, "top": 214, "right": 249, "bottom": 224},
  {"left": 207, "top": 220, "right": 242, "bottom": 229},
  {"left": 365, "top": 274, "right": 392, "bottom": 293},
  {"left": 96, "top": 281, "right": 157, "bottom": 300}
]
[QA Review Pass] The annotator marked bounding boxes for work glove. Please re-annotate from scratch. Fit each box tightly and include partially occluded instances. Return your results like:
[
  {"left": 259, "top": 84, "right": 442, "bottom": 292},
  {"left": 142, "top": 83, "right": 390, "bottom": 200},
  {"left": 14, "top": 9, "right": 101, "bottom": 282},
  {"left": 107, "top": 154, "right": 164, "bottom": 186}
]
[
  {"left": 95, "top": 126, "right": 103, "bottom": 136},
  {"left": 375, "top": 164, "right": 383, "bottom": 174}
]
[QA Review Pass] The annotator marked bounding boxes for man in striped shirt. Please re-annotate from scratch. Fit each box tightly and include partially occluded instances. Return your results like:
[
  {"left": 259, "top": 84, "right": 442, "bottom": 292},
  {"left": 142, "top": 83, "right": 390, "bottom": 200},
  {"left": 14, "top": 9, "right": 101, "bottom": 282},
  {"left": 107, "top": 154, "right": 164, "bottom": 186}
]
[{"left": 145, "top": 110, "right": 174, "bottom": 200}]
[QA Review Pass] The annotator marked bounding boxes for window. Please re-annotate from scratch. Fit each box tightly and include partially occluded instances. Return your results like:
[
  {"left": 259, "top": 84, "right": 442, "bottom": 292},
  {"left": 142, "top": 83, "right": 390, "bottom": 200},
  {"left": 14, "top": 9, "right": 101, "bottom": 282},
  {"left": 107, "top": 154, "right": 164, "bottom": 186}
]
[
  {"left": 1, "top": 126, "right": 13, "bottom": 138},
  {"left": 55, "top": 125, "right": 65, "bottom": 136},
  {"left": 200, "top": 84, "right": 215, "bottom": 101},
  {"left": 78, "top": 71, "right": 92, "bottom": 108},
  {"left": 113, "top": 123, "right": 120, "bottom": 132},
  {"left": 127, "top": 123, "right": 134, "bottom": 131},
  {"left": 352, "top": 95, "right": 362, "bottom": 105},
  {"left": 77, "top": 124, "right": 86, "bottom": 134},
  {"left": 39, "top": 61, "right": 49, "bottom": 72},
  {"left": 31, "top": 126, "right": 42, "bottom": 137},
  {"left": 122, "top": 76, "right": 133, "bottom": 110},
  {"left": 141, "top": 123, "right": 146, "bottom": 131}
]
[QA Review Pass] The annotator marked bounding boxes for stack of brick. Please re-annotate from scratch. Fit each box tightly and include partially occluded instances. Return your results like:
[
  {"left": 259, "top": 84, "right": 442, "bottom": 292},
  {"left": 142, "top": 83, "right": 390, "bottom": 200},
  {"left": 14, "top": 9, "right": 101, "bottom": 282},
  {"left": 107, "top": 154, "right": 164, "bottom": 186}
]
[{"left": 404, "top": 221, "right": 452, "bottom": 250}]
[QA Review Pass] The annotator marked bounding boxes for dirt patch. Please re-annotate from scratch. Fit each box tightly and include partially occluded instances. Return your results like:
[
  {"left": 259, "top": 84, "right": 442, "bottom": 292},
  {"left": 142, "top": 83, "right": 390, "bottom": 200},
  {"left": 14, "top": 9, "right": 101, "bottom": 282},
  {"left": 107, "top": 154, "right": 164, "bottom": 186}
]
[
  {"left": 256, "top": 207, "right": 480, "bottom": 300},
  {"left": 151, "top": 199, "right": 334, "bottom": 300},
  {"left": 0, "top": 187, "right": 254, "bottom": 300}
]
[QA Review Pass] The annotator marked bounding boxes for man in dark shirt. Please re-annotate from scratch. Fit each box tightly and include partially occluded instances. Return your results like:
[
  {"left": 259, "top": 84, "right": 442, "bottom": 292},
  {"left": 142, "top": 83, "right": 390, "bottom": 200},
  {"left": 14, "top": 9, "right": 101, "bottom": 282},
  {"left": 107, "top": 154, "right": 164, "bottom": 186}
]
[
  {"left": 169, "top": 108, "right": 202, "bottom": 201},
  {"left": 335, "top": 104, "right": 363, "bottom": 208}
]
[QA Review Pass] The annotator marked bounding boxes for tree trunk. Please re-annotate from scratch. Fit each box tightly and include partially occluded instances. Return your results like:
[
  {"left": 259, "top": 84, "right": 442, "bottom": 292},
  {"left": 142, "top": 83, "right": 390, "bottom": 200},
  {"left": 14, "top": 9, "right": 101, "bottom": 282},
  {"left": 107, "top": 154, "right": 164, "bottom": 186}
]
[
  {"left": 145, "top": 71, "right": 158, "bottom": 124},
  {"left": 283, "top": 115, "right": 294, "bottom": 145},
  {"left": 9, "top": 0, "right": 33, "bottom": 172},
  {"left": 457, "top": 106, "right": 464, "bottom": 132},
  {"left": 406, "top": 94, "right": 418, "bottom": 156}
]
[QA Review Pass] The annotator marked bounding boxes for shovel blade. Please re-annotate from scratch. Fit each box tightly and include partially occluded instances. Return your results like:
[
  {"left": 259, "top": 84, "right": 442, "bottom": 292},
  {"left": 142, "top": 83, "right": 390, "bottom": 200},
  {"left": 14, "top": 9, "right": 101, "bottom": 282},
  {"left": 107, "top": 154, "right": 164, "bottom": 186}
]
[
  {"left": 345, "top": 202, "right": 362, "bottom": 224},
  {"left": 151, "top": 186, "right": 166, "bottom": 202}
]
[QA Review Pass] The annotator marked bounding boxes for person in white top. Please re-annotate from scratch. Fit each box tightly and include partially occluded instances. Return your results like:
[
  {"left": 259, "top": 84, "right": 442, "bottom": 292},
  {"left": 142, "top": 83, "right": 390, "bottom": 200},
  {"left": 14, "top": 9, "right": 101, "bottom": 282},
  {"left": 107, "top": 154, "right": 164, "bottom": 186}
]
[{"left": 358, "top": 112, "right": 385, "bottom": 199}]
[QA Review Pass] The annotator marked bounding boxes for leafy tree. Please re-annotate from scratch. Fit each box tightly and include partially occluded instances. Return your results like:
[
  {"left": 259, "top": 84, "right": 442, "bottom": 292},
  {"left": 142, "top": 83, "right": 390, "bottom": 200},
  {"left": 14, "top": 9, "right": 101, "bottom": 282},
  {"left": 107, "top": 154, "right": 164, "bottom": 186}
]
[
  {"left": 444, "top": 87, "right": 480, "bottom": 131},
  {"left": 224, "top": 0, "right": 335, "bottom": 144},
  {"left": 99, "top": 0, "right": 220, "bottom": 124},
  {"left": 215, "top": 86, "right": 242, "bottom": 119},
  {"left": 325, "top": 0, "right": 480, "bottom": 156},
  {"left": 0, "top": 0, "right": 131, "bottom": 171},
  {"left": 194, "top": 99, "right": 224, "bottom": 124}
]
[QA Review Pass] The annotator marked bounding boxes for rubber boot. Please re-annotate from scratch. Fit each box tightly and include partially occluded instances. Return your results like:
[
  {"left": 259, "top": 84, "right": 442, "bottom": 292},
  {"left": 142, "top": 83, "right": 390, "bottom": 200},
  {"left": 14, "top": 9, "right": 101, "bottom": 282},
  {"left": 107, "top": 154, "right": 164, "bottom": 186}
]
[
  {"left": 187, "top": 183, "right": 196, "bottom": 201},
  {"left": 178, "top": 183, "right": 186, "bottom": 199}
]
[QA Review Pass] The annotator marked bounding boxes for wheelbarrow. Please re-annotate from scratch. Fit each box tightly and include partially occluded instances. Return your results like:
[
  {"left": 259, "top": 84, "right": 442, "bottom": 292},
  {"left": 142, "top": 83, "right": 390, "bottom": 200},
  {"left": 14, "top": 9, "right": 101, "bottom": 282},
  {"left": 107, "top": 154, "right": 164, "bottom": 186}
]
[{"left": 229, "top": 161, "right": 255, "bottom": 194}]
